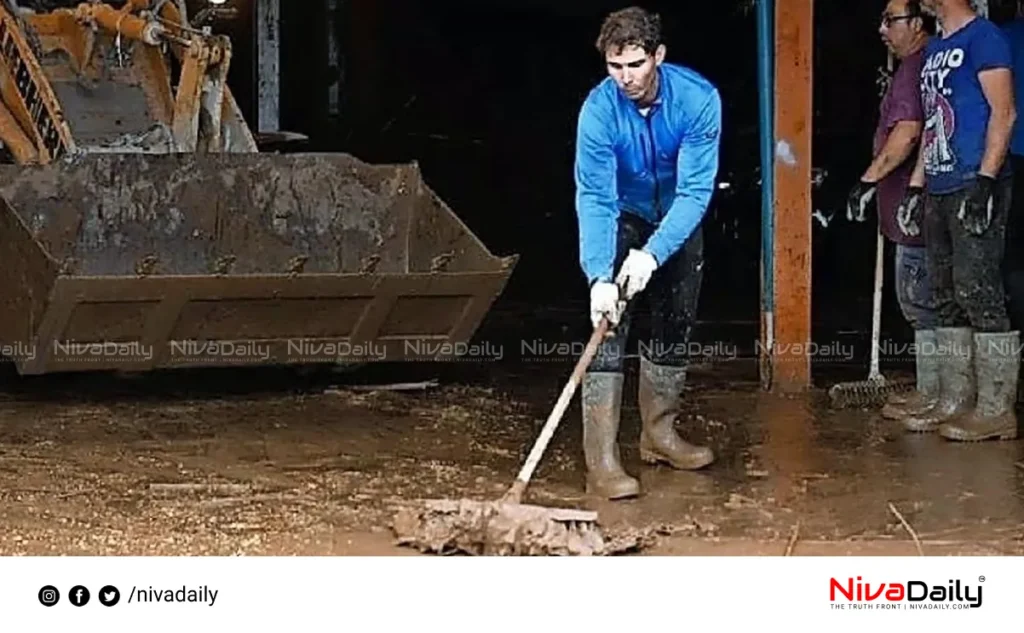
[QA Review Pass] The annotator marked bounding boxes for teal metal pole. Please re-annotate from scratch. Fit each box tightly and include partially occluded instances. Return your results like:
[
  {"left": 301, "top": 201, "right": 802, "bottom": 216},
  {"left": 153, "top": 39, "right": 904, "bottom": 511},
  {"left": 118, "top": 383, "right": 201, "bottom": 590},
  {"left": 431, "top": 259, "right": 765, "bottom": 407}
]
[{"left": 756, "top": 0, "right": 774, "bottom": 386}]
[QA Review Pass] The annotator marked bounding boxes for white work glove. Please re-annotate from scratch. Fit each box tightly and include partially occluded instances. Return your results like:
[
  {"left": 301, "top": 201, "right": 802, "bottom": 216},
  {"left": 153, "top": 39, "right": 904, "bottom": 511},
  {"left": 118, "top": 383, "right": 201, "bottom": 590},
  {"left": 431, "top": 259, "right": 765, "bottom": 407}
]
[
  {"left": 896, "top": 185, "right": 924, "bottom": 237},
  {"left": 590, "top": 281, "right": 622, "bottom": 328},
  {"left": 615, "top": 249, "right": 658, "bottom": 300},
  {"left": 845, "top": 180, "right": 877, "bottom": 222}
]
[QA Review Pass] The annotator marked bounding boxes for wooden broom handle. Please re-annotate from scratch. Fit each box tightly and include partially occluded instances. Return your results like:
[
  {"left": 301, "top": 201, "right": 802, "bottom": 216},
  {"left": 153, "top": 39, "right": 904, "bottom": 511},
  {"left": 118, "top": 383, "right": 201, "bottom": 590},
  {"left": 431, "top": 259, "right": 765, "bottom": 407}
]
[{"left": 503, "top": 317, "right": 611, "bottom": 503}]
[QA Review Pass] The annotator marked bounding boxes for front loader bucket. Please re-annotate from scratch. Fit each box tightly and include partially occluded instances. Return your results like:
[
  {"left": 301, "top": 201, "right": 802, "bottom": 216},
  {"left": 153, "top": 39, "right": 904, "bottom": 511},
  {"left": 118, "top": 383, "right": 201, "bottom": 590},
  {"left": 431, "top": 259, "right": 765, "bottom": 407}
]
[{"left": 0, "top": 153, "right": 518, "bottom": 375}]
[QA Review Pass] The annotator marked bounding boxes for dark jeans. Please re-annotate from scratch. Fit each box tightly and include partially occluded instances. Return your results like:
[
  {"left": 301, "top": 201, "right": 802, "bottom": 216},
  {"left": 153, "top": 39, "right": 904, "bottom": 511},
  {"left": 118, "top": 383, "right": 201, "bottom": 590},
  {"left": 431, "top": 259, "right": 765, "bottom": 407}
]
[
  {"left": 924, "top": 176, "right": 1012, "bottom": 332},
  {"left": 588, "top": 213, "right": 704, "bottom": 373},
  {"left": 895, "top": 243, "right": 939, "bottom": 330},
  {"left": 1004, "top": 155, "right": 1024, "bottom": 332}
]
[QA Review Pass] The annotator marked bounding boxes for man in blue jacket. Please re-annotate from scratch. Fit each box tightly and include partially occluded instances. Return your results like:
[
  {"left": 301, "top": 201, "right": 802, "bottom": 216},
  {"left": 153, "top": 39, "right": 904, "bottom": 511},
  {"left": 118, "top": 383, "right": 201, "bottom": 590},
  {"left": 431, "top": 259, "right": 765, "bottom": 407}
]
[{"left": 574, "top": 6, "right": 721, "bottom": 499}]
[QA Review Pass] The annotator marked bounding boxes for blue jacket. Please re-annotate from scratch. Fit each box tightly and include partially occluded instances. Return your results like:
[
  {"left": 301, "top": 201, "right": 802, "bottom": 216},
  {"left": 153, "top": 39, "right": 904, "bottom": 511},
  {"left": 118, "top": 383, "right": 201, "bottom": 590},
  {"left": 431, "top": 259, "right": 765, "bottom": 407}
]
[{"left": 574, "top": 62, "right": 722, "bottom": 285}]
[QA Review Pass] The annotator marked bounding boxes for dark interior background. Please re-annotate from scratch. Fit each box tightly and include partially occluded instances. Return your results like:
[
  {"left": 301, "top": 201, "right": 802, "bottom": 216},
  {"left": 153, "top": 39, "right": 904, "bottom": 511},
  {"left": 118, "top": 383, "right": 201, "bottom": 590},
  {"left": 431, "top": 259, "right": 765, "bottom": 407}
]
[{"left": 191, "top": 0, "right": 1022, "bottom": 359}]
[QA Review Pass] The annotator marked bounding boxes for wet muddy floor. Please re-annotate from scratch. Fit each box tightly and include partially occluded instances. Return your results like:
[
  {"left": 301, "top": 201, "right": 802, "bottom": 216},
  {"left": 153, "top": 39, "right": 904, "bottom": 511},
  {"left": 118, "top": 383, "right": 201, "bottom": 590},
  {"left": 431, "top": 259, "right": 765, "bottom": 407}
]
[{"left": 1, "top": 329, "right": 1022, "bottom": 556}]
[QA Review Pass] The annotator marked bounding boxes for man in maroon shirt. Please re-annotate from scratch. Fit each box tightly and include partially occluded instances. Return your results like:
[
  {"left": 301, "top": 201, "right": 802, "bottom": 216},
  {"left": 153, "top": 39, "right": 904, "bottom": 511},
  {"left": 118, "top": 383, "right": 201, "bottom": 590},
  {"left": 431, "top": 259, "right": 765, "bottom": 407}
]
[{"left": 847, "top": 0, "right": 937, "bottom": 420}]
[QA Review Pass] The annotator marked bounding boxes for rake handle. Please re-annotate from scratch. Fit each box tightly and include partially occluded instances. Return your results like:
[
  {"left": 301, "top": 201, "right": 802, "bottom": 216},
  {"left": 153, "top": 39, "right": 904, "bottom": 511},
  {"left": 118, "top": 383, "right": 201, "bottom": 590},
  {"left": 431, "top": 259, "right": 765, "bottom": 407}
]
[
  {"left": 503, "top": 316, "right": 611, "bottom": 504},
  {"left": 868, "top": 52, "right": 895, "bottom": 382},
  {"left": 869, "top": 228, "right": 883, "bottom": 381}
]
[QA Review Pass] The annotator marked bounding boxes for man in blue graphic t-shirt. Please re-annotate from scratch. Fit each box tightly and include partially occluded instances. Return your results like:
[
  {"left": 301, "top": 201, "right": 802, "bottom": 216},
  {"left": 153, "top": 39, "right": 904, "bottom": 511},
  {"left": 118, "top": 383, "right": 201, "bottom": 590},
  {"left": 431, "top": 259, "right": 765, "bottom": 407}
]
[{"left": 896, "top": 0, "right": 1018, "bottom": 442}]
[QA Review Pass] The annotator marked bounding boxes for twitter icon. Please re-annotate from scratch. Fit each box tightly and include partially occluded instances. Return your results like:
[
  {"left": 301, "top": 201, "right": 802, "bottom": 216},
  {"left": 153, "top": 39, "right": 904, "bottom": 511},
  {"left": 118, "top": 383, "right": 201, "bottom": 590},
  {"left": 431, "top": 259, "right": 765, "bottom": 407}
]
[{"left": 99, "top": 585, "right": 120, "bottom": 607}]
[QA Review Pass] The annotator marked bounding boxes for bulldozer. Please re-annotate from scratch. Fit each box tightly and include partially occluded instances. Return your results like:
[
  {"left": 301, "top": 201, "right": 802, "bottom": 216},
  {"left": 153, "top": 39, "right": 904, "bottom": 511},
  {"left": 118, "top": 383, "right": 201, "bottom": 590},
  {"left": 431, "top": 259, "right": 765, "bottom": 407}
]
[{"left": 0, "top": 0, "right": 517, "bottom": 375}]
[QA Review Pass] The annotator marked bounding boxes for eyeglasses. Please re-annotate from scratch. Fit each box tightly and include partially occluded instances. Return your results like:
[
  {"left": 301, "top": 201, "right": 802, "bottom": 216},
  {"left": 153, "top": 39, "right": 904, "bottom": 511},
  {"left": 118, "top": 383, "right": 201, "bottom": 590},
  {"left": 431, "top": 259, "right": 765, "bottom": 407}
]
[
  {"left": 880, "top": 13, "right": 921, "bottom": 27},
  {"left": 880, "top": 13, "right": 917, "bottom": 27}
]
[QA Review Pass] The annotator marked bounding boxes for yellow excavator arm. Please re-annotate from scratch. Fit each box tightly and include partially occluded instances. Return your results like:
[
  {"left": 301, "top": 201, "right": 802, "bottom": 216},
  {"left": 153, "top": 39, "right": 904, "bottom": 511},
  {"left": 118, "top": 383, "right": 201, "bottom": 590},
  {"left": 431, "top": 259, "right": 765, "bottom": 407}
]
[{"left": 0, "top": 0, "right": 256, "bottom": 164}]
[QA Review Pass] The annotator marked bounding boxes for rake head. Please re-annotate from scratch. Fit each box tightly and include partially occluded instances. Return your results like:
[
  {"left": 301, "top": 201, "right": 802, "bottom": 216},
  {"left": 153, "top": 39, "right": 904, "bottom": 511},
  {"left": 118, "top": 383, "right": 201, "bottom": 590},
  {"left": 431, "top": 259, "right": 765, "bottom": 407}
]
[
  {"left": 828, "top": 377, "right": 916, "bottom": 409},
  {"left": 391, "top": 498, "right": 649, "bottom": 556}
]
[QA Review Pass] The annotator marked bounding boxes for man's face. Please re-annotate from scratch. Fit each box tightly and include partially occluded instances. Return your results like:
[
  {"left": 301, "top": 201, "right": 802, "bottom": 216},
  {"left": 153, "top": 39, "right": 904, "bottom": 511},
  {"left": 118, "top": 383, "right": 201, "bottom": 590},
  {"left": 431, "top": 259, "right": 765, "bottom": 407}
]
[
  {"left": 879, "top": 0, "right": 920, "bottom": 56},
  {"left": 605, "top": 43, "right": 665, "bottom": 102}
]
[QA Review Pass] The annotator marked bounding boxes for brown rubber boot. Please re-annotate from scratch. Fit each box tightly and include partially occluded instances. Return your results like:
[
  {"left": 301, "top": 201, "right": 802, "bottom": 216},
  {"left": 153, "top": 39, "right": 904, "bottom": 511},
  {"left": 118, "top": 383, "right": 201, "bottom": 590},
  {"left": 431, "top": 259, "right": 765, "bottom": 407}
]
[
  {"left": 882, "top": 329, "right": 939, "bottom": 420},
  {"left": 637, "top": 357, "right": 714, "bottom": 470},
  {"left": 939, "top": 331, "right": 1020, "bottom": 442},
  {"left": 902, "top": 327, "right": 975, "bottom": 433},
  {"left": 582, "top": 372, "right": 640, "bottom": 499}
]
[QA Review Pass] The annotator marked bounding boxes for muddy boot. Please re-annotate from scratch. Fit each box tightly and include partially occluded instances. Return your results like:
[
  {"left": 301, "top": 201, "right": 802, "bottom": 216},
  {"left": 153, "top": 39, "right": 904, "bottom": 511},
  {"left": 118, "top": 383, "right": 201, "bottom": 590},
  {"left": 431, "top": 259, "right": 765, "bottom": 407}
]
[
  {"left": 902, "top": 327, "right": 976, "bottom": 433},
  {"left": 637, "top": 357, "right": 714, "bottom": 470},
  {"left": 882, "top": 329, "right": 939, "bottom": 420},
  {"left": 939, "top": 331, "right": 1020, "bottom": 442},
  {"left": 582, "top": 372, "right": 640, "bottom": 499}
]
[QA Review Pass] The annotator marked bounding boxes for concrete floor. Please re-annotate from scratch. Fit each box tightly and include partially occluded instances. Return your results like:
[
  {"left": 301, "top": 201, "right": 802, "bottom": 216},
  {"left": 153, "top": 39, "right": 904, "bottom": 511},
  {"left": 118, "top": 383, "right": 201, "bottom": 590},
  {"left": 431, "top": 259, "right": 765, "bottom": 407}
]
[{"left": 0, "top": 349, "right": 1021, "bottom": 556}]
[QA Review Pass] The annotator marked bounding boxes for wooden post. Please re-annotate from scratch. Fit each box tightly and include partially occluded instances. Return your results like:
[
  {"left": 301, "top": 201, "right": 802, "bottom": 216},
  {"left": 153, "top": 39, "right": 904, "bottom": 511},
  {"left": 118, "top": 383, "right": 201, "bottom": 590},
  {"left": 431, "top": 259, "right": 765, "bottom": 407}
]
[
  {"left": 255, "top": 0, "right": 280, "bottom": 132},
  {"left": 327, "top": 0, "right": 341, "bottom": 120},
  {"left": 771, "top": 0, "right": 813, "bottom": 392}
]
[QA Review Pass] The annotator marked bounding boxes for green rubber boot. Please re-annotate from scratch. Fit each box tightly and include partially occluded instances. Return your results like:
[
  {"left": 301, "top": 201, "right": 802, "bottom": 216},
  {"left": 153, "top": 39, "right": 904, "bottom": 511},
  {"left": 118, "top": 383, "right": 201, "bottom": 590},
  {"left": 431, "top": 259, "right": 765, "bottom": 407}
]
[
  {"left": 882, "top": 329, "right": 939, "bottom": 420},
  {"left": 939, "top": 331, "right": 1020, "bottom": 442},
  {"left": 637, "top": 357, "right": 714, "bottom": 470},
  {"left": 582, "top": 372, "right": 640, "bottom": 499},
  {"left": 902, "top": 327, "right": 976, "bottom": 433}
]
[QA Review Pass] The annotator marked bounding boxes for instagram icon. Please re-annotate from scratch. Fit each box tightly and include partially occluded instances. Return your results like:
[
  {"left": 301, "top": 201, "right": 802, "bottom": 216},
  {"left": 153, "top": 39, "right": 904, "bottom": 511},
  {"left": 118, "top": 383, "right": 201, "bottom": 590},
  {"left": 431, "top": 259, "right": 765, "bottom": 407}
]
[{"left": 38, "top": 585, "right": 60, "bottom": 607}]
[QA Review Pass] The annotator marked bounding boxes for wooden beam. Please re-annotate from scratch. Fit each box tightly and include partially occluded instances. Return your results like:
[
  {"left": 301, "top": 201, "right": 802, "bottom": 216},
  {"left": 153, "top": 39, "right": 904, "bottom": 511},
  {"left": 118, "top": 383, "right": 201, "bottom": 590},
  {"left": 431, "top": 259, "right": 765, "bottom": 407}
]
[
  {"left": 327, "top": 0, "right": 341, "bottom": 119},
  {"left": 255, "top": 0, "right": 280, "bottom": 132},
  {"left": 771, "top": 0, "right": 812, "bottom": 392}
]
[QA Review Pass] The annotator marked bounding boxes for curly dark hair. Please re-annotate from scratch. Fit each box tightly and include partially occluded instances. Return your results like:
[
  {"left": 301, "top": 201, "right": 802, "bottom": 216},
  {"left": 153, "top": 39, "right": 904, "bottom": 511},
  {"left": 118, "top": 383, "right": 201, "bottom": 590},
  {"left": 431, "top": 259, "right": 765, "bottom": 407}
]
[{"left": 595, "top": 6, "right": 662, "bottom": 56}]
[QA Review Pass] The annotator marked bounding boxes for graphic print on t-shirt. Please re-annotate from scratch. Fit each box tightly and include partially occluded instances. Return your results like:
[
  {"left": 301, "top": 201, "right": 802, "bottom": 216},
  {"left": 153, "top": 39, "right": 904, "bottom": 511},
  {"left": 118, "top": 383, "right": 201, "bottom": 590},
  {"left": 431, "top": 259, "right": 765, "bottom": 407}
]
[{"left": 920, "top": 47, "right": 962, "bottom": 174}]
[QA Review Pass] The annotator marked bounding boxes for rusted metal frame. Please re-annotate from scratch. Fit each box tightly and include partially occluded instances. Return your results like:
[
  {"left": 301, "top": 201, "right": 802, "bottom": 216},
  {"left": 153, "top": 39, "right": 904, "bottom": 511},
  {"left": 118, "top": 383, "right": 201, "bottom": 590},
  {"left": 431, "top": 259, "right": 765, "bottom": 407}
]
[
  {"left": 24, "top": 12, "right": 92, "bottom": 74},
  {"left": 0, "top": 97, "right": 38, "bottom": 162},
  {"left": 0, "top": 7, "right": 76, "bottom": 161},
  {"left": 157, "top": 0, "right": 256, "bottom": 152},
  {"left": 51, "top": 272, "right": 505, "bottom": 303},
  {"left": 73, "top": 3, "right": 159, "bottom": 45},
  {"left": 348, "top": 285, "right": 400, "bottom": 344},
  {"left": 22, "top": 272, "right": 511, "bottom": 374},
  {"left": 20, "top": 282, "right": 79, "bottom": 374},
  {"left": 444, "top": 293, "right": 498, "bottom": 346},
  {"left": 216, "top": 81, "right": 259, "bottom": 152},
  {"left": 199, "top": 36, "right": 231, "bottom": 152},
  {"left": 139, "top": 287, "right": 190, "bottom": 369},
  {"left": 170, "top": 39, "right": 209, "bottom": 151},
  {"left": 123, "top": 0, "right": 153, "bottom": 14},
  {"left": 771, "top": 0, "right": 813, "bottom": 392},
  {"left": 132, "top": 43, "right": 174, "bottom": 125},
  {"left": 0, "top": 49, "right": 38, "bottom": 148}
]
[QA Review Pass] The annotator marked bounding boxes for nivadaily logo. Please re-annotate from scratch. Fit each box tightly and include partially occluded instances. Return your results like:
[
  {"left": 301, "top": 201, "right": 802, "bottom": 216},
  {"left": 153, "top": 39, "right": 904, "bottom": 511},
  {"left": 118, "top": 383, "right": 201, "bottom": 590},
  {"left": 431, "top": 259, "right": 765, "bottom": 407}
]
[{"left": 830, "top": 576, "right": 984, "bottom": 609}]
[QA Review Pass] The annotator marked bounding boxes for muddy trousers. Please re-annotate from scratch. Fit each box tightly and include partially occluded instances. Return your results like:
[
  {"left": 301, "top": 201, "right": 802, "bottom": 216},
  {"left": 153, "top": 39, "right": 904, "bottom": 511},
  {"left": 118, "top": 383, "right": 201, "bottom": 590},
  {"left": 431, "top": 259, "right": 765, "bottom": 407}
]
[
  {"left": 903, "top": 178, "right": 1020, "bottom": 441},
  {"left": 588, "top": 213, "right": 703, "bottom": 372},
  {"left": 894, "top": 244, "right": 940, "bottom": 330},
  {"left": 581, "top": 214, "right": 712, "bottom": 501},
  {"left": 924, "top": 179, "right": 1012, "bottom": 332},
  {"left": 881, "top": 245, "right": 942, "bottom": 419},
  {"left": 1004, "top": 155, "right": 1024, "bottom": 332}
]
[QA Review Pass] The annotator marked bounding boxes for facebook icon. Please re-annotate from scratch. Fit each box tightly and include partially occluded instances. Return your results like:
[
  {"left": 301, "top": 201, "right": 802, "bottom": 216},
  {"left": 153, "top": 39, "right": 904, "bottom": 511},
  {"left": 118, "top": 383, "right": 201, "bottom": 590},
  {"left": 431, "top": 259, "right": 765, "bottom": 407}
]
[{"left": 69, "top": 585, "right": 90, "bottom": 607}]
